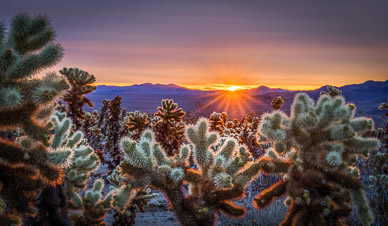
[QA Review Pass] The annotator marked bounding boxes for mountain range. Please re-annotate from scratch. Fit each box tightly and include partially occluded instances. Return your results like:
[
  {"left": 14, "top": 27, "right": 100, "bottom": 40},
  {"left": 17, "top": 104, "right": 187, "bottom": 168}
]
[{"left": 85, "top": 80, "right": 388, "bottom": 126}]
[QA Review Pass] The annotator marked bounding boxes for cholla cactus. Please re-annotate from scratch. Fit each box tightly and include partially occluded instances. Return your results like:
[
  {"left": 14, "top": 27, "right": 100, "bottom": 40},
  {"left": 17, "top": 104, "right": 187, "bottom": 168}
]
[
  {"left": 255, "top": 88, "right": 380, "bottom": 225},
  {"left": 117, "top": 118, "right": 259, "bottom": 226},
  {"left": 27, "top": 110, "right": 93, "bottom": 225},
  {"left": 153, "top": 99, "right": 185, "bottom": 156},
  {"left": 271, "top": 96, "right": 284, "bottom": 110},
  {"left": 60, "top": 67, "right": 96, "bottom": 129},
  {"left": 108, "top": 167, "right": 158, "bottom": 226},
  {"left": 238, "top": 116, "right": 263, "bottom": 159},
  {"left": 221, "top": 114, "right": 265, "bottom": 159},
  {"left": 209, "top": 112, "right": 228, "bottom": 134},
  {"left": 378, "top": 98, "right": 388, "bottom": 111},
  {"left": 379, "top": 98, "right": 388, "bottom": 131},
  {"left": 122, "top": 111, "right": 150, "bottom": 140},
  {"left": 47, "top": 111, "right": 110, "bottom": 225},
  {"left": 98, "top": 99, "right": 111, "bottom": 133},
  {"left": 82, "top": 110, "right": 104, "bottom": 148},
  {"left": 320, "top": 85, "right": 342, "bottom": 97},
  {"left": 0, "top": 13, "right": 69, "bottom": 224},
  {"left": 56, "top": 99, "right": 67, "bottom": 113},
  {"left": 105, "top": 95, "right": 123, "bottom": 174},
  {"left": 70, "top": 179, "right": 113, "bottom": 226},
  {"left": 366, "top": 148, "right": 388, "bottom": 225}
]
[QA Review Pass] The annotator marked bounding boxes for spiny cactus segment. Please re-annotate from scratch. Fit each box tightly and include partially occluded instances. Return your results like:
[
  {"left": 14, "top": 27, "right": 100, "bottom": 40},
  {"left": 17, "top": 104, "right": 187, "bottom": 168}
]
[
  {"left": 208, "top": 112, "right": 228, "bottom": 134},
  {"left": 271, "top": 96, "right": 284, "bottom": 110},
  {"left": 255, "top": 87, "right": 380, "bottom": 225},
  {"left": 117, "top": 118, "right": 259, "bottom": 226},
  {"left": 0, "top": 13, "right": 69, "bottom": 224},
  {"left": 60, "top": 67, "right": 96, "bottom": 129},
  {"left": 153, "top": 99, "right": 185, "bottom": 156},
  {"left": 122, "top": 111, "right": 150, "bottom": 140}
]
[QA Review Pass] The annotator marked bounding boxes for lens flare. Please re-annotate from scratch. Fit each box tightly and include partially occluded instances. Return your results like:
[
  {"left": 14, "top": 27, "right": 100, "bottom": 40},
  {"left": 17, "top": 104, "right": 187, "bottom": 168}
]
[{"left": 228, "top": 86, "right": 239, "bottom": 91}]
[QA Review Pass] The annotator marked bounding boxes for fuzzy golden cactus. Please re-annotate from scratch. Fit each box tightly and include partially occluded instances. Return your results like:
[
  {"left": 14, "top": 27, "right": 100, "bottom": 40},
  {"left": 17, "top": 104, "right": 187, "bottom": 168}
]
[
  {"left": 208, "top": 112, "right": 228, "bottom": 134},
  {"left": 116, "top": 117, "right": 260, "bottom": 226},
  {"left": 255, "top": 87, "right": 380, "bottom": 225},
  {"left": 153, "top": 99, "right": 185, "bottom": 156},
  {"left": 122, "top": 111, "right": 150, "bottom": 140}
]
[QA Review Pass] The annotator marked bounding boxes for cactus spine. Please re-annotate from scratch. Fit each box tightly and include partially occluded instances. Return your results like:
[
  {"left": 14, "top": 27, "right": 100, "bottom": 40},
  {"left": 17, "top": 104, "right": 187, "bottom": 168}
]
[
  {"left": 60, "top": 67, "right": 96, "bottom": 129},
  {"left": 153, "top": 99, "right": 185, "bottom": 156},
  {"left": 0, "top": 13, "right": 69, "bottom": 224},
  {"left": 117, "top": 118, "right": 259, "bottom": 226},
  {"left": 255, "top": 87, "right": 380, "bottom": 225}
]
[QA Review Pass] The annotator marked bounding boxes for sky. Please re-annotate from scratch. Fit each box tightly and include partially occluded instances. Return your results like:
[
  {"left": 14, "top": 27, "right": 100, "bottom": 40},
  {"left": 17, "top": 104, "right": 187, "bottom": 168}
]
[{"left": 1, "top": 0, "right": 388, "bottom": 90}]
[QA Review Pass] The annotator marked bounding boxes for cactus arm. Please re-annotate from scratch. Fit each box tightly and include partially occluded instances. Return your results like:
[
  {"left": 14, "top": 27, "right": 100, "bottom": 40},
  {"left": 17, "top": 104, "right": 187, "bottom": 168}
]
[
  {"left": 185, "top": 169, "right": 202, "bottom": 183},
  {"left": 325, "top": 170, "right": 363, "bottom": 190},
  {"left": 253, "top": 180, "right": 288, "bottom": 208},
  {"left": 258, "top": 158, "right": 294, "bottom": 174},
  {"left": 218, "top": 201, "right": 246, "bottom": 218},
  {"left": 214, "top": 186, "right": 245, "bottom": 201},
  {"left": 352, "top": 189, "right": 374, "bottom": 225},
  {"left": 279, "top": 201, "right": 299, "bottom": 226},
  {"left": 6, "top": 44, "right": 63, "bottom": 81},
  {"left": 0, "top": 139, "right": 27, "bottom": 163},
  {"left": 233, "top": 163, "right": 260, "bottom": 186},
  {"left": 292, "top": 208, "right": 309, "bottom": 226}
]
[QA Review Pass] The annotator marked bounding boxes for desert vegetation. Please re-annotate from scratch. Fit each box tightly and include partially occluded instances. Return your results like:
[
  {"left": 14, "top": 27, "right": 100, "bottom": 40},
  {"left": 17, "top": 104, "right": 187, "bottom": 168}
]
[{"left": 0, "top": 13, "right": 387, "bottom": 226}]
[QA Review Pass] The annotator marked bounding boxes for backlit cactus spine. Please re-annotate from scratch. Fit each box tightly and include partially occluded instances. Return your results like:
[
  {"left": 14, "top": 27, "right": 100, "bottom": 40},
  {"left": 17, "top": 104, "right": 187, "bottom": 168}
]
[
  {"left": 209, "top": 112, "right": 228, "bottom": 134},
  {"left": 48, "top": 111, "right": 111, "bottom": 225},
  {"left": 255, "top": 88, "right": 380, "bottom": 225},
  {"left": 122, "top": 110, "right": 150, "bottom": 140},
  {"left": 271, "top": 96, "right": 284, "bottom": 110},
  {"left": 0, "top": 13, "right": 69, "bottom": 225},
  {"left": 379, "top": 98, "right": 388, "bottom": 131},
  {"left": 366, "top": 147, "right": 388, "bottom": 225},
  {"left": 27, "top": 110, "right": 87, "bottom": 225},
  {"left": 117, "top": 118, "right": 260, "bottom": 226},
  {"left": 105, "top": 95, "right": 123, "bottom": 174},
  {"left": 60, "top": 67, "right": 97, "bottom": 129},
  {"left": 107, "top": 167, "right": 158, "bottom": 225},
  {"left": 153, "top": 99, "right": 185, "bottom": 156},
  {"left": 70, "top": 179, "right": 113, "bottom": 226}
]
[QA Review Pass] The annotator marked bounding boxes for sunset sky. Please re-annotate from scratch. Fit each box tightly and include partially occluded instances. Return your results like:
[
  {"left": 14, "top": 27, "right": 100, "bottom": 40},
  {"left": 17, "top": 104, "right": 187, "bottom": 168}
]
[{"left": 1, "top": 0, "right": 388, "bottom": 90}]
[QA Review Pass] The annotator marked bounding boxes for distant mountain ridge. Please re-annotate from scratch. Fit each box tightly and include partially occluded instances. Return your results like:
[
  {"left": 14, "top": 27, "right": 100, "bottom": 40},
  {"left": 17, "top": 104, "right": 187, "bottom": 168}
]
[{"left": 86, "top": 80, "right": 388, "bottom": 126}]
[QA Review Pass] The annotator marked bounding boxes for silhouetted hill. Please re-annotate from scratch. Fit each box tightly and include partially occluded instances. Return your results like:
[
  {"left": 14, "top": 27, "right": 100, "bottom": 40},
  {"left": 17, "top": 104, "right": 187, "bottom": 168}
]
[{"left": 85, "top": 80, "right": 388, "bottom": 126}]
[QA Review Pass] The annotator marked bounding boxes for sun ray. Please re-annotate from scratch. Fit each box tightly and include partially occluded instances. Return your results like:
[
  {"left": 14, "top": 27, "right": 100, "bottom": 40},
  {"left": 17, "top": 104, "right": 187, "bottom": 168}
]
[{"left": 193, "top": 84, "right": 264, "bottom": 119}]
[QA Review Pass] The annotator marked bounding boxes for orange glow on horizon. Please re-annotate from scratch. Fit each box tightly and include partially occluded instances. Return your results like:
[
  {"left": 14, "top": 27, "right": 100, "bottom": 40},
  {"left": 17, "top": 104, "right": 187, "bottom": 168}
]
[
  {"left": 94, "top": 82, "right": 322, "bottom": 91},
  {"left": 228, "top": 86, "right": 239, "bottom": 91},
  {"left": 192, "top": 88, "right": 262, "bottom": 116}
]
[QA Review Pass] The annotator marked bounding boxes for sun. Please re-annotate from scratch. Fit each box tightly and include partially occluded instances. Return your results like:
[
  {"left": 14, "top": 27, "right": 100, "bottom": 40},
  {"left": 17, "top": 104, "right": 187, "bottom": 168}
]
[{"left": 228, "top": 86, "right": 239, "bottom": 91}]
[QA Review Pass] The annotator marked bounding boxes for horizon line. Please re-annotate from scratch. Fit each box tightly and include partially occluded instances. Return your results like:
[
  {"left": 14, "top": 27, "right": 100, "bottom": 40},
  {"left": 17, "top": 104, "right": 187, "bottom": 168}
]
[{"left": 94, "top": 79, "right": 387, "bottom": 92}]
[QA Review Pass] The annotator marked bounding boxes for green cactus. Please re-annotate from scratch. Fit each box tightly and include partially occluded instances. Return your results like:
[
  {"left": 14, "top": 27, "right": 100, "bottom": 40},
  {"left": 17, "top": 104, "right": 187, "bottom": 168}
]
[
  {"left": 255, "top": 87, "right": 380, "bottom": 225},
  {"left": 153, "top": 99, "right": 185, "bottom": 156},
  {"left": 44, "top": 111, "right": 110, "bottom": 225},
  {"left": 26, "top": 110, "right": 101, "bottom": 225},
  {"left": 107, "top": 167, "right": 158, "bottom": 226},
  {"left": 0, "top": 13, "right": 70, "bottom": 224},
  {"left": 117, "top": 117, "right": 259, "bottom": 226},
  {"left": 70, "top": 179, "right": 113, "bottom": 226},
  {"left": 60, "top": 67, "right": 96, "bottom": 129}
]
